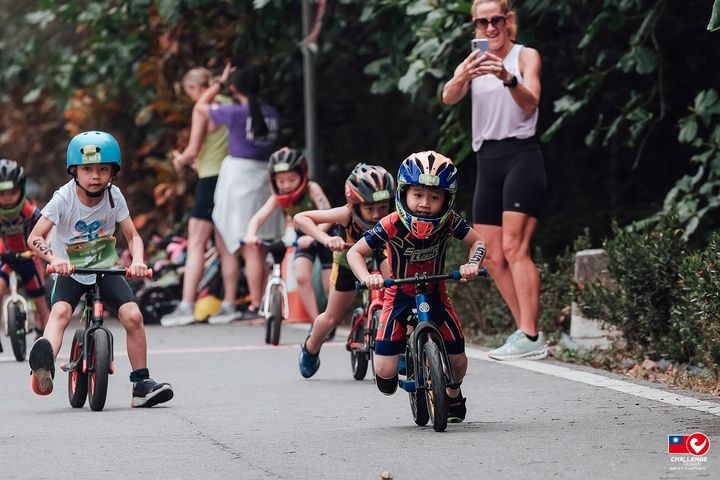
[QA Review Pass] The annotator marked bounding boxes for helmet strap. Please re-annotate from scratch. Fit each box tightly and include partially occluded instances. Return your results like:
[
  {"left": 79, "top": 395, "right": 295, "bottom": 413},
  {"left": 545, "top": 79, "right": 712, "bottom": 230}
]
[{"left": 73, "top": 177, "right": 115, "bottom": 208}]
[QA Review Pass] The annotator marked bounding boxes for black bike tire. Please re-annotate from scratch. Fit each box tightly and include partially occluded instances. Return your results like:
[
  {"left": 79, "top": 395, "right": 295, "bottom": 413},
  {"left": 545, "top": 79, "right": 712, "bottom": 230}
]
[
  {"left": 137, "top": 286, "right": 177, "bottom": 324},
  {"left": 88, "top": 329, "right": 110, "bottom": 412},
  {"left": 424, "top": 339, "right": 448, "bottom": 432},
  {"left": 369, "top": 309, "right": 381, "bottom": 380},
  {"left": 269, "top": 287, "right": 283, "bottom": 346},
  {"left": 350, "top": 310, "right": 368, "bottom": 381},
  {"left": 7, "top": 302, "right": 27, "bottom": 362},
  {"left": 408, "top": 342, "right": 429, "bottom": 426},
  {"left": 68, "top": 328, "right": 88, "bottom": 408}
]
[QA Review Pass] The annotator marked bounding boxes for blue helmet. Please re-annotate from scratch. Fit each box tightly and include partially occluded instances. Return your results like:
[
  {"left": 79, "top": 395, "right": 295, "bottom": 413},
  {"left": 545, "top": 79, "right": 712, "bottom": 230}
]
[
  {"left": 395, "top": 151, "right": 458, "bottom": 239},
  {"left": 66, "top": 131, "right": 121, "bottom": 174}
]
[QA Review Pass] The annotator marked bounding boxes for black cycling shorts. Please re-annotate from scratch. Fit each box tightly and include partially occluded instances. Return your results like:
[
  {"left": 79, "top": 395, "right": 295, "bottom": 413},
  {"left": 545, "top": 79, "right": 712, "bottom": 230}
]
[
  {"left": 51, "top": 275, "right": 136, "bottom": 315},
  {"left": 293, "top": 229, "right": 333, "bottom": 269},
  {"left": 191, "top": 175, "right": 218, "bottom": 221},
  {"left": 472, "top": 137, "right": 547, "bottom": 226},
  {"left": 329, "top": 263, "right": 358, "bottom": 292}
]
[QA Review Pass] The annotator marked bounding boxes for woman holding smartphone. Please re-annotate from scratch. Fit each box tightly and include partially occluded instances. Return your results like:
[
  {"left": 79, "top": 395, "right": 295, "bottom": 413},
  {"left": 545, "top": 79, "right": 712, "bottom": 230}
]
[{"left": 442, "top": 0, "right": 548, "bottom": 361}]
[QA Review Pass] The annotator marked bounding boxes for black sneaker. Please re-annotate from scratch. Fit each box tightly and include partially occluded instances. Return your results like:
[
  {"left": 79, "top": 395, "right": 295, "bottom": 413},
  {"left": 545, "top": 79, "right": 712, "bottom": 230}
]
[
  {"left": 447, "top": 392, "right": 467, "bottom": 423},
  {"left": 132, "top": 378, "right": 174, "bottom": 408},
  {"left": 29, "top": 338, "right": 55, "bottom": 396}
]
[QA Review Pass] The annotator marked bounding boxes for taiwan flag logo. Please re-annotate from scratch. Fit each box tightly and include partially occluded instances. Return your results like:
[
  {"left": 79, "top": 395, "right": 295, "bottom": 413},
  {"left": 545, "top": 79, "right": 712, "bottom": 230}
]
[{"left": 668, "top": 433, "right": 710, "bottom": 456}]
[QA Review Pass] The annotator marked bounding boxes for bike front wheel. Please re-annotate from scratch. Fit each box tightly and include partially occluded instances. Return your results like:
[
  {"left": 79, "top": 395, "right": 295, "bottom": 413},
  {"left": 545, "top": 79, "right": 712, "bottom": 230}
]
[
  {"left": 88, "top": 329, "right": 111, "bottom": 411},
  {"left": 68, "top": 328, "right": 88, "bottom": 408},
  {"left": 408, "top": 344, "right": 429, "bottom": 427},
  {"left": 349, "top": 308, "right": 368, "bottom": 381},
  {"left": 424, "top": 339, "right": 448, "bottom": 432},
  {"left": 265, "top": 286, "right": 283, "bottom": 345},
  {"left": 7, "top": 302, "right": 27, "bottom": 361}
]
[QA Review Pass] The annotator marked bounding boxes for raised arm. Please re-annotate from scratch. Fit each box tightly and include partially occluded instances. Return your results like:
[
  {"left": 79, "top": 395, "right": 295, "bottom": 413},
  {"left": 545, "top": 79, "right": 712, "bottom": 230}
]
[
  {"left": 244, "top": 196, "right": 279, "bottom": 244},
  {"left": 294, "top": 206, "right": 350, "bottom": 251},
  {"left": 442, "top": 50, "right": 483, "bottom": 105}
]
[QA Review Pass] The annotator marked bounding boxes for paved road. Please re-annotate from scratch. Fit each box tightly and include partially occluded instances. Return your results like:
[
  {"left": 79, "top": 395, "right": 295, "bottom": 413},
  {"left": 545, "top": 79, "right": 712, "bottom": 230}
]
[{"left": 1, "top": 319, "right": 719, "bottom": 480}]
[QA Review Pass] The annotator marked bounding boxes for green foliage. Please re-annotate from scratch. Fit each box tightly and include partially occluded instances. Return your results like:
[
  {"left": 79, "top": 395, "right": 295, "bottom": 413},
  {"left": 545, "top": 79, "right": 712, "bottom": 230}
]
[
  {"left": 578, "top": 214, "right": 690, "bottom": 360},
  {"left": 638, "top": 90, "right": 720, "bottom": 237},
  {"left": 673, "top": 231, "right": 720, "bottom": 363}
]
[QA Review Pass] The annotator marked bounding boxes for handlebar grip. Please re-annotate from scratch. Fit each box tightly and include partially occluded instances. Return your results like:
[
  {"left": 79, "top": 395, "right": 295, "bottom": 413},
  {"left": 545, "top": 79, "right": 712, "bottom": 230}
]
[
  {"left": 46, "top": 264, "right": 153, "bottom": 279},
  {"left": 383, "top": 278, "right": 394, "bottom": 288},
  {"left": 450, "top": 270, "right": 461, "bottom": 280},
  {"left": 355, "top": 281, "right": 366, "bottom": 291}
]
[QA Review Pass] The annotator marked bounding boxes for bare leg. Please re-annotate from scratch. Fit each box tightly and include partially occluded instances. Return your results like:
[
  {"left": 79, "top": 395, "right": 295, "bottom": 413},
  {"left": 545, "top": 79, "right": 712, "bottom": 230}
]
[
  {"left": 241, "top": 244, "right": 268, "bottom": 309},
  {"left": 118, "top": 302, "right": 147, "bottom": 370},
  {"left": 31, "top": 296, "right": 50, "bottom": 331},
  {"left": 181, "top": 218, "right": 213, "bottom": 304},
  {"left": 294, "top": 257, "right": 318, "bottom": 320},
  {"left": 447, "top": 353, "right": 468, "bottom": 397},
  {"left": 305, "top": 289, "right": 355, "bottom": 354},
  {"left": 501, "top": 212, "right": 540, "bottom": 336},
  {"left": 214, "top": 230, "right": 238, "bottom": 305},
  {"left": 42, "top": 301, "right": 74, "bottom": 356},
  {"left": 473, "top": 224, "right": 521, "bottom": 327}
]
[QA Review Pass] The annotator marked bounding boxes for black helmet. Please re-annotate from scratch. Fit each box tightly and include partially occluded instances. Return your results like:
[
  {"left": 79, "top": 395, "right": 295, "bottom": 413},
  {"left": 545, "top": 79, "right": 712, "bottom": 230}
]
[{"left": 344, "top": 163, "right": 395, "bottom": 230}]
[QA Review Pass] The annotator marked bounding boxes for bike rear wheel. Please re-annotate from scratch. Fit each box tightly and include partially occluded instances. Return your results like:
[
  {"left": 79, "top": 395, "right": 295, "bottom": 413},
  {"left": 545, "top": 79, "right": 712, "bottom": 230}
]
[
  {"left": 88, "top": 329, "right": 111, "bottom": 411},
  {"left": 68, "top": 328, "right": 88, "bottom": 408},
  {"left": 349, "top": 309, "right": 368, "bottom": 381},
  {"left": 424, "top": 339, "right": 448, "bottom": 432},
  {"left": 408, "top": 343, "right": 429, "bottom": 427},
  {"left": 7, "top": 302, "right": 27, "bottom": 361},
  {"left": 369, "top": 309, "right": 381, "bottom": 380},
  {"left": 265, "top": 286, "right": 283, "bottom": 345},
  {"left": 137, "top": 286, "right": 177, "bottom": 324}
]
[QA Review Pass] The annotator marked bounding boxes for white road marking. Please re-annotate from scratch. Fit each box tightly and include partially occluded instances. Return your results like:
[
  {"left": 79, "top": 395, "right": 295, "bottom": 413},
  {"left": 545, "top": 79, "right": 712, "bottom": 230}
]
[{"left": 466, "top": 347, "right": 720, "bottom": 417}]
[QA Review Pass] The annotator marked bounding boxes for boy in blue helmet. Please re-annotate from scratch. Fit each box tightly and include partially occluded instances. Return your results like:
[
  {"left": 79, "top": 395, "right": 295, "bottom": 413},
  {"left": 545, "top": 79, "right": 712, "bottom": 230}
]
[
  {"left": 347, "top": 151, "right": 487, "bottom": 423},
  {"left": 27, "top": 131, "right": 173, "bottom": 408}
]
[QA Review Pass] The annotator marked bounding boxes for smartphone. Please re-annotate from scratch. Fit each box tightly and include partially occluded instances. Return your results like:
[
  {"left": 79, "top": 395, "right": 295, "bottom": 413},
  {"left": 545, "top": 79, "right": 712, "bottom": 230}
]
[{"left": 471, "top": 38, "right": 490, "bottom": 53}]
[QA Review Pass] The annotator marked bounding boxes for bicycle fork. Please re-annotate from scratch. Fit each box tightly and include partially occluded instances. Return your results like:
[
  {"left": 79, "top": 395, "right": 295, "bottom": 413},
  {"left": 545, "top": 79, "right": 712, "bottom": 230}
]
[
  {"left": 398, "top": 292, "right": 457, "bottom": 393},
  {"left": 260, "top": 263, "right": 289, "bottom": 320}
]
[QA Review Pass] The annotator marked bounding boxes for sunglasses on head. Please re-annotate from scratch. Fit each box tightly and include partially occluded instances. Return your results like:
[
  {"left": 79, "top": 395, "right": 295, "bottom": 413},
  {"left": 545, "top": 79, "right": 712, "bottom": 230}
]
[{"left": 473, "top": 15, "right": 507, "bottom": 30}]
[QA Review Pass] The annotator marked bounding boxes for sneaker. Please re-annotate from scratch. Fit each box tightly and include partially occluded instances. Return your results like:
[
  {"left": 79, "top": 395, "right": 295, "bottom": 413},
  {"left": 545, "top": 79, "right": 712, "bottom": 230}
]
[
  {"left": 160, "top": 302, "right": 195, "bottom": 327},
  {"left": 29, "top": 338, "right": 55, "bottom": 396},
  {"left": 488, "top": 331, "right": 548, "bottom": 361},
  {"left": 237, "top": 307, "right": 262, "bottom": 321},
  {"left": 131, "top": 378, "right": 174, "bottom": 408},
  {"left": 208, "top": 301, "right": 237, "bottom": 325},
  {"left": 299, "top": 339, "right": 320, "bottom": 378},
  {"left": 447, "top": 392, "right": 467, "bottom": 423}
]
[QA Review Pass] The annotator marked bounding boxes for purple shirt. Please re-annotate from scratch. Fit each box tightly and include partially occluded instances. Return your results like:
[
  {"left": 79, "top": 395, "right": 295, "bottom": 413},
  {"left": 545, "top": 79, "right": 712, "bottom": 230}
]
[{"left": 209, "top": 102, "right": 280, "bottom": 161}]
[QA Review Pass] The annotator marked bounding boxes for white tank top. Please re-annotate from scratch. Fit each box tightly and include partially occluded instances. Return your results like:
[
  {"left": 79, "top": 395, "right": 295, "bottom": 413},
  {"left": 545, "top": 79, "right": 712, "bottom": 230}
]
[{"left": 470, "top": 44, "right": 538, "bottom": 151}]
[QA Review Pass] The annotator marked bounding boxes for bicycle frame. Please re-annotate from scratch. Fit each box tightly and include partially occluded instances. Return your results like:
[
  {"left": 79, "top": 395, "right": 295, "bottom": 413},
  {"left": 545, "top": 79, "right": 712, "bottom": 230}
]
[
  {"left": 77, "top": 278, "right": 115, "bottom": 375},
  {"left": 1, "top": 270, "right": 31, "bottom": 337},
  {"left": 259, "top": 240, "right": 290, "bottom": 320},
  {"left": 348, "top": 250, "right": 385, "bottom": 352}
]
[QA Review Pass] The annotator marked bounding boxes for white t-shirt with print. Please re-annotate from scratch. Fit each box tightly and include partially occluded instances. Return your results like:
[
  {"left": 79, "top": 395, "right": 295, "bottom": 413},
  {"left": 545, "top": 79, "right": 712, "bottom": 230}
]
[{"left": 41, "top": 180, "right": 130, "bottom": 285}]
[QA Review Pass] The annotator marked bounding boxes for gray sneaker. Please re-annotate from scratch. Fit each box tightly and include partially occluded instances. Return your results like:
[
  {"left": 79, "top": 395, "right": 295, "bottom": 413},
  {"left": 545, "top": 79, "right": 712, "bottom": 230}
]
[
  {"left": 208, "top": 302, "right": 237, "bottom": 325},
  {"left": 488, "top": 330, "right": 548, "bottom": 361},
  {"left": 160, "top": 302, "right": 195, "bottom": 327}
]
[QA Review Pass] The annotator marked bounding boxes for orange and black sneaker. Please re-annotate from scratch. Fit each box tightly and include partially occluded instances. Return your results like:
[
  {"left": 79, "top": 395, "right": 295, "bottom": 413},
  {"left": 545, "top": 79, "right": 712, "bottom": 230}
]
[{"left": 29, "top": 338, "right": 55, "bottom": 396}]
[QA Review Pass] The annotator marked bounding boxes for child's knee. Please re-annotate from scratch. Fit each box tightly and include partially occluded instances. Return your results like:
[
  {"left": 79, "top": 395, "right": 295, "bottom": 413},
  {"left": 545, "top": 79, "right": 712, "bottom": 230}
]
[
  {"left": 50, "top": 302, "right": 73, "bottom": 324},
  {"left": 119, "top": 304, "right": 144, "bottom": 329}
]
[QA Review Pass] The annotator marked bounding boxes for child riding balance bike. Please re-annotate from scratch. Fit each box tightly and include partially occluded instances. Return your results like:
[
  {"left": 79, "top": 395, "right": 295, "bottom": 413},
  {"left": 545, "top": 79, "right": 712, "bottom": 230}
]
[
  {"left": 347, "top": 151, "right": 487, "bottom": 424},
  {"left": 294, "top": 163, "right": 395, "bottom": 378},
  {"left": 27, "top": 131, "right": 173, "bottom": 408}
]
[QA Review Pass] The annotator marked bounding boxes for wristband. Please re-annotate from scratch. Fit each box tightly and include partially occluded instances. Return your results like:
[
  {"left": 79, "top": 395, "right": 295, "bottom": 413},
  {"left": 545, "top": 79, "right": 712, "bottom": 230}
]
[
  {"left": 469, "top": 242, "right": 487, "bottom": 265},
  {"left": 503, "top": 75, "right": 518, "bottom": 88}
]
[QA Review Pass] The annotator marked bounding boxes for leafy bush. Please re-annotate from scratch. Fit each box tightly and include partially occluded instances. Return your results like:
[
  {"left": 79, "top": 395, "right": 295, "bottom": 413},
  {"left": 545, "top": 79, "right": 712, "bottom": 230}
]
[
  {"left": 673, "top": 231, "right": 720, "bottom": 363},
  {"left": 578, "top": 214, "right": 688, "bottom": 359}
]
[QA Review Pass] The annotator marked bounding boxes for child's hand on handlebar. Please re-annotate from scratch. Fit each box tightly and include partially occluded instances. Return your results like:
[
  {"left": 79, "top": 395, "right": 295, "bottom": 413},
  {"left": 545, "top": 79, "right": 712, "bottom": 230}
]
[
  {"left": 364, "top": 273, "right": 384, "bottom": 290},
  {"left": 323, "top": 236, "right": 346, "bottom": 252},
  {"left": 127, "top": 262, "right": 148, "bottom": 279},
  {"left": 459, "top": 262, "right": 479, "bottom": 282},
  {"left": 50, "top": 259, "right": 75, "bottom": 276}
]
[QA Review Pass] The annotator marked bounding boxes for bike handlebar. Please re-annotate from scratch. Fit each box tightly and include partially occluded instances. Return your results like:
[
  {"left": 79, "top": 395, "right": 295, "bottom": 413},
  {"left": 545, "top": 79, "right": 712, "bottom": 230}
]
[
  {"left": 46, "top": 265, "right": 153, "bottom": 279},
  {"left": 355, "top": 268, "right": 488, "bottom": 290}
]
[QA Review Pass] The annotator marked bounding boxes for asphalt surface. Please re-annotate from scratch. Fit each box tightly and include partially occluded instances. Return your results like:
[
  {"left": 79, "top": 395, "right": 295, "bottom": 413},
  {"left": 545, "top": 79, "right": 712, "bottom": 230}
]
[{"left": 1, "top": 318, "right": 719, "bottom": 480}]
